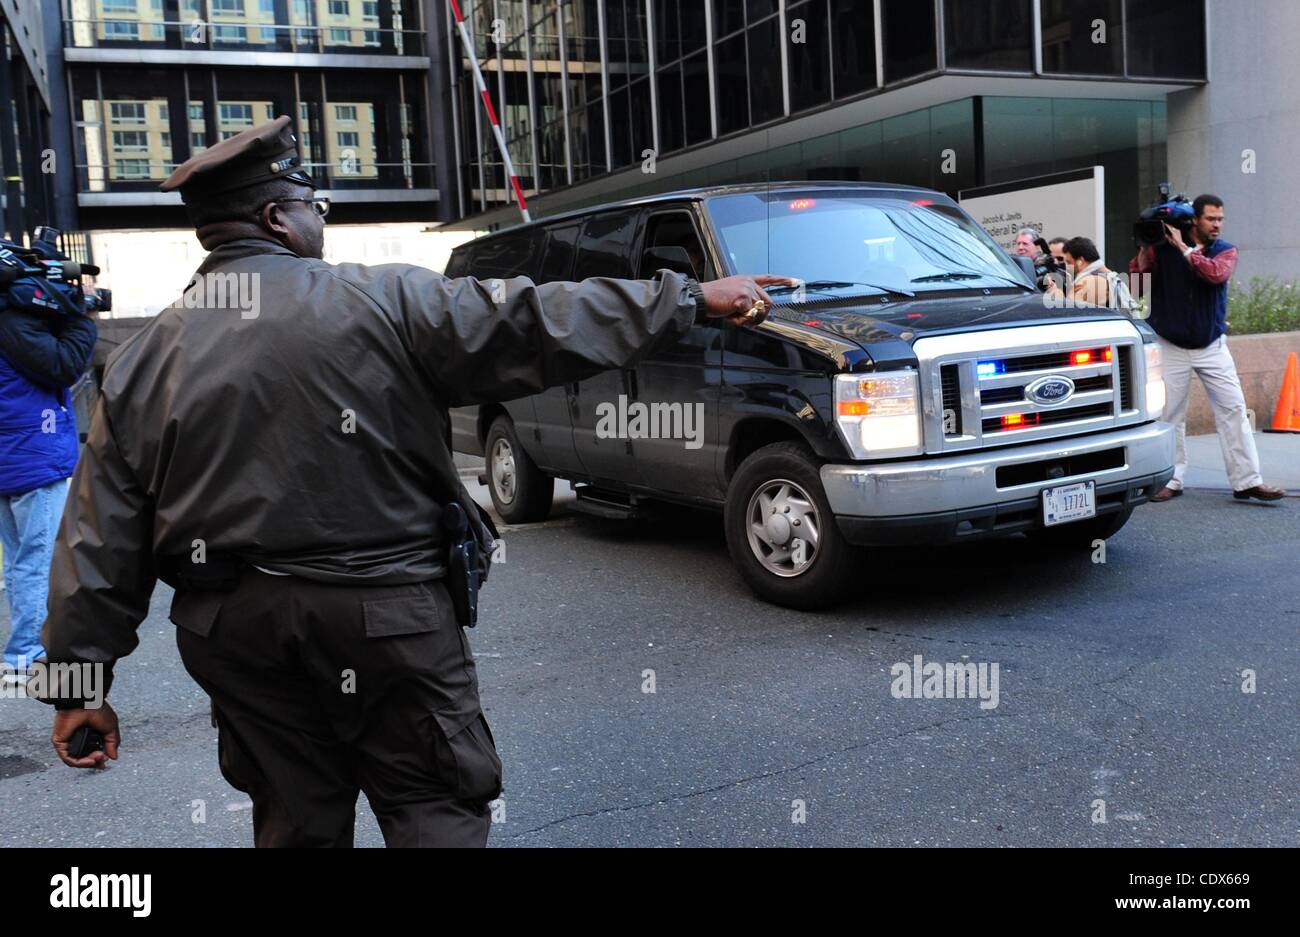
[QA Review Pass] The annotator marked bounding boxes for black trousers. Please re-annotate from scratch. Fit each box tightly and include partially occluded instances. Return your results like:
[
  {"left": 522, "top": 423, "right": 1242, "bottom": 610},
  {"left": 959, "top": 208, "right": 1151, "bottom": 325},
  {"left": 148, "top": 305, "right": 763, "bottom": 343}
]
[{"left": 172, "top": 568, "right": 501, "bottom": 847}]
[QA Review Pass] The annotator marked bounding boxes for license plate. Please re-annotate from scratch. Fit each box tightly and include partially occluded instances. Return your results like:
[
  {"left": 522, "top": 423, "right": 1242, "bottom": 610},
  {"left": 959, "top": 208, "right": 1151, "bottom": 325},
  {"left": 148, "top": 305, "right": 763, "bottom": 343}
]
[{"left": 1042, "top": 481, "right": 1096, "bottom": 527}]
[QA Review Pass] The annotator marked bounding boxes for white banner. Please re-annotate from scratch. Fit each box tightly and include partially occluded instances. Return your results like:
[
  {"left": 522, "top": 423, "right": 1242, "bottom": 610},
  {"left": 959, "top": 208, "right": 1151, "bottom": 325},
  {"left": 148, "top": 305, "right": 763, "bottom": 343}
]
[{"left": 960, "top": 167, "right": 1106, "bottom": 258}]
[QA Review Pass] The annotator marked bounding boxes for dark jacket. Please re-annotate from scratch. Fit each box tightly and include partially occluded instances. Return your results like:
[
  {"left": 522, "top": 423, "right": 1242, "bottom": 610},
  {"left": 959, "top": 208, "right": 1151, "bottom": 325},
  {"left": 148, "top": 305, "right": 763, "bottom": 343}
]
[
  {"left": 1130, "top": 239, "right": 1238, "bottom": 349},
  {"left": 0, "top": 309, "right": 98, "bottom": 496},
  {"left": 38, "top": 236, "right": 698, "bottom": 699}
]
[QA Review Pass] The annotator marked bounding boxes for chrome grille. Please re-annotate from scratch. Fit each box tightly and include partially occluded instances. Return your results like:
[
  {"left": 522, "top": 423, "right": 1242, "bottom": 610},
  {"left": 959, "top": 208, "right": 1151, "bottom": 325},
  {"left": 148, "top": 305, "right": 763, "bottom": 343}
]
[{"left": 913, "top": 321, "right": 1147, "bottom": 454}]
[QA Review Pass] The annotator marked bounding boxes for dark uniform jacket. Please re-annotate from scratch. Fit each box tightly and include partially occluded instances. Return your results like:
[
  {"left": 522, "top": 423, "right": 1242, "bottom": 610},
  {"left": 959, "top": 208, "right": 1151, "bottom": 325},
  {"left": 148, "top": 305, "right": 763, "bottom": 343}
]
[{"left": 40, "top": 236, "right": 698, "bottom": 697}]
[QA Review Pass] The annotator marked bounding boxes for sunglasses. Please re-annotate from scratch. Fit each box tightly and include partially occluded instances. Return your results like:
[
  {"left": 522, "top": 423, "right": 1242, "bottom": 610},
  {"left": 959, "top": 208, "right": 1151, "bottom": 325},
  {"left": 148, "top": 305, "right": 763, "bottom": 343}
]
[{"left": 261, "top": 196, "right": 330, "bottom": 218}]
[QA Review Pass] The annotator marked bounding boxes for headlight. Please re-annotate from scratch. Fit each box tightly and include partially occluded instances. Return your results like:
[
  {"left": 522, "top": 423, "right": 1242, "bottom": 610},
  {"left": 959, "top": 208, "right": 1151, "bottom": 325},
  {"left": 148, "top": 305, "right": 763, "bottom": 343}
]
[
  {"left": 833, "top": 371, "right": 922, "bottom": 458},
  {"left": 1144, "top": 342, "right": 1166, "bottom": 417}
]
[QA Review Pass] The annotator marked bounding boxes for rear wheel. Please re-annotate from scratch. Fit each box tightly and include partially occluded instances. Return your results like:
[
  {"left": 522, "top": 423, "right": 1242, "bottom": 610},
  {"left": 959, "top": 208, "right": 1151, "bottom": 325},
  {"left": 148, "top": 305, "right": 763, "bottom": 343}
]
[
  {"left": 724, "top": 442, "right": 857, "bottom": 610},
  {"left": 1026, "top": 507, "right": 1132, "bottom": 551},
  {"left": 484, "top": 416, "right": 554, "bottom": 524}
]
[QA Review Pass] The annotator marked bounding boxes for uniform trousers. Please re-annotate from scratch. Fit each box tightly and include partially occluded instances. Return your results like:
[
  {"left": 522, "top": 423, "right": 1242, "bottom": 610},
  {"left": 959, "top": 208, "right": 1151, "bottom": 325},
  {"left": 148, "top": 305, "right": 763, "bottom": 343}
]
[{"left": 172, "top": 567, "right": 502, "bottom": 847}]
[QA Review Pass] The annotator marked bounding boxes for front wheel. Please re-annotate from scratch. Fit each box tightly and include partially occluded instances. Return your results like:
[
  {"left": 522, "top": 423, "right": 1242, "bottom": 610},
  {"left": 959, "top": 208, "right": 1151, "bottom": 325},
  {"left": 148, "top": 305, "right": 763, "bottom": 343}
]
[
  {"left": 724, "top": 442, "right": 857, "bottom": 610},
  {"left": 484, "top": 416, "right": 554, "bottom": 524}
]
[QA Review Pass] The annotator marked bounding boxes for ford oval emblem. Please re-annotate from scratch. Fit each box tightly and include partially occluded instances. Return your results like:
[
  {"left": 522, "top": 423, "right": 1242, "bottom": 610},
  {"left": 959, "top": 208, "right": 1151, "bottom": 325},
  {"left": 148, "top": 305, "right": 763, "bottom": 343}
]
[{"left": 1025, "top": 375, "right": 1075, "bottom": 406}]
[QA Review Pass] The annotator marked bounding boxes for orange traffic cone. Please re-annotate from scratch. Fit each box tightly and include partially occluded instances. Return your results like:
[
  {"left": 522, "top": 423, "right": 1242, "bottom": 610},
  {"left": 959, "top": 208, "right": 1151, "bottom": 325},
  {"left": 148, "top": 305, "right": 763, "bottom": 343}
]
[{"left": 1266, "top": 351, "right": 1300, "bottom": 433}]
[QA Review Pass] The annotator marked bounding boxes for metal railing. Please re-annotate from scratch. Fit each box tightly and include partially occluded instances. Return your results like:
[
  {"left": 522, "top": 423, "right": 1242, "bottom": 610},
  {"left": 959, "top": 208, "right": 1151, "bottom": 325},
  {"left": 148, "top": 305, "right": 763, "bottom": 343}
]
[
  {"left": 75, "top": 160, "right": 436, "bottom": 192},
  {"left": 64, "top": 18, "right": 425, "bottom": 56}
]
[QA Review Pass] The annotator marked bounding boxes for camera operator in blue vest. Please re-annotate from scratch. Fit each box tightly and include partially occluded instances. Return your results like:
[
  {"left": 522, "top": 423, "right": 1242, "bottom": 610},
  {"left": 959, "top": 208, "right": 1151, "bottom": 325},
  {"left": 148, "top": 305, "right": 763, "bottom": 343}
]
[
  {"left": 0, "top": 232, "right": 98, "bottom": 683},
  {"left": 1130, "top": 194, "right": 1284, "bottom": 503}
]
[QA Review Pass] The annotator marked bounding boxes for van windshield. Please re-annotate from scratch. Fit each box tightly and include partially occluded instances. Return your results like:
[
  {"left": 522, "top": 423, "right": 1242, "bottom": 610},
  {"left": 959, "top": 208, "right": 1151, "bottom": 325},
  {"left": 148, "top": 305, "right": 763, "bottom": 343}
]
[{"left": 706, "top": 190, "right": 1033, "bottom": 294}]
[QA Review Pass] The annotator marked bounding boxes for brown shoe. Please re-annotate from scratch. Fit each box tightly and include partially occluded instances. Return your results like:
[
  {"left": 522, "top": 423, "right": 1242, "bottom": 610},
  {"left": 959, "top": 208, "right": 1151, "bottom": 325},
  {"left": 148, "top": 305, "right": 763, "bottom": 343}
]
[
  {"left": 1233, "top": 484, "right": 1286, "bottom": 502},
  {"left": 1150, "top": 486, "right": 1183, "bottom": 502}
]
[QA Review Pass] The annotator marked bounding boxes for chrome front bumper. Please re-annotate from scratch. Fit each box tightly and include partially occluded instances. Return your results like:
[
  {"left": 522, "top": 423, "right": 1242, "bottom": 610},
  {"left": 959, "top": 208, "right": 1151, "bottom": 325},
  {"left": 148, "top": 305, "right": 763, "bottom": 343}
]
[{"left": 821, "top": 421, "right": 1175, "bottom": 544}]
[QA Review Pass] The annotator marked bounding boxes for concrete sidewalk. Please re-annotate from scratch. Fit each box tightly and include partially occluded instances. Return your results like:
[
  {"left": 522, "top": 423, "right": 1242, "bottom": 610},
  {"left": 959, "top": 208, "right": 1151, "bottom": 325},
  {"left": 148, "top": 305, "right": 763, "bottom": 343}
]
[{"left": 1182, "top": 431, "right": 1300, "bottom": 493}]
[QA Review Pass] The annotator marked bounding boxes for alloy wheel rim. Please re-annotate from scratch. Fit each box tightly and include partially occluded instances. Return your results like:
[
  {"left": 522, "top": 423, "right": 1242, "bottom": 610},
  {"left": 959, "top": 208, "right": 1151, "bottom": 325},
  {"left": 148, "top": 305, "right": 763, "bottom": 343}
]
[
  {"left": 745, "top": 478, "right": 821, "bottom": 577},
  {"left": 490, "top": 438, "right": 517, "bottom": 505}
]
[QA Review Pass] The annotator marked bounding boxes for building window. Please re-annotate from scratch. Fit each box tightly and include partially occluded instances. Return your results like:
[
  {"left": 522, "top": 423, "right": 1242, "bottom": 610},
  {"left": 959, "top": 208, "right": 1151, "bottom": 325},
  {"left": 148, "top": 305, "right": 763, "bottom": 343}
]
[
  {"left": 337, "top": 131, "right": 360, "bottom": 148},
  {"left": 1126, "top": 0, "right": 1206, "bottom": 78},
  {"left": 363, "top": 30, "right": 379, "bottom": 44},
  {"left": 329, "top": 28, "right": 351, "bottom": 42},
  {"left": 103, "top": 21, "right": 140, "bottom": 40},
  {"left": 747, "top": 15, "right": 782, "bottom": 124},
  {"left": 787, "top": 0, "right": 832, "bottom": 114},
  {"left": 213, "top": 25, "right": 248, "bottom": 41},
  {"left": 112, "top": 131, "right": 150, "bottom": 150},
  {"left": 335, "top": 104, "right": 357, "bottom": 121},
  {"left": 328, "top": 0, "right": 349, "bottom": 15},
  {"left": 881, "top": 0, "right": 937, "bottom": 83},
  {"left": 944, "top": 0, "right": 1033, "bottom": 71},
  {"left": 189, "top": 102, "right": 204, "bottom": 121},
  {"left": 110, "top": 102, "right": 148, "bottom": 122},
  {"left": 191, "top": 132, "right": 207, "bottom": 148},
  {"left": 211, "top": 0, "right": 245, "bottom": 15},
  {"left": 362, "top": 1, "right": 379, "bottom": 18},
  {"left": 1040, "top": 0, "right": 1123, "bottom": 75},
  {"left": 102, "top": 0, "right": 138, "bottom": 11},
  {"left": 714, "top": 31, "right": 748, "bottom": 135},
  {"left": 219, "top": 103, "right": 255, "bottom": 124},
  {"left": 831, "top": 0, "right": 876, "bottom": 98},
  {"left": 114, "top": 159, "right": 152, "bottom": 179}
]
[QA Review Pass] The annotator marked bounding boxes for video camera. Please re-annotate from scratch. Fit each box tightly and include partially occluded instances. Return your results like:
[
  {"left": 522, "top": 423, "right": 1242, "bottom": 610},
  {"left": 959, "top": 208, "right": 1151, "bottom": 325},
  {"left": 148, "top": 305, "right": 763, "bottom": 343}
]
[
  {"left": 0, "top": 226, "right": 108, "bottom": 317},
  {"left": 1134, "top": 183, "right": 1195, "bottom": 247}
]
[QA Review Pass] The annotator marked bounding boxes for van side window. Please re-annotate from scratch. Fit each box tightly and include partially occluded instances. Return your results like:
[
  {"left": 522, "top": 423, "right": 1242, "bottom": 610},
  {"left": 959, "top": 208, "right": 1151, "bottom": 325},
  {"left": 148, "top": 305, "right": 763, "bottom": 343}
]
[
  {"left": 471, "top": 232, "right": 543, "bottom": 279},
  {"left": 573, "top": 211, "right": 639, "bottom": 280},
  {"left": 537, "top": 224, "right": 581, "bottom": 283},
  {"left": 640, "top": 211, "right": 708, "bottom": 280},
  {"left": 444, "top": 248, "right": 471, "bottom": 278}
]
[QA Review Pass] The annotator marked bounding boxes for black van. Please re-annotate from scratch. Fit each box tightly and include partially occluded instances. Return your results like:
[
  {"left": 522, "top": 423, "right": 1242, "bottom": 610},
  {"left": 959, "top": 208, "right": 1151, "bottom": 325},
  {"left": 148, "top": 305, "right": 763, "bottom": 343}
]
[{"left": 448, "top": 183, "right": 1173, "bottom": 609}]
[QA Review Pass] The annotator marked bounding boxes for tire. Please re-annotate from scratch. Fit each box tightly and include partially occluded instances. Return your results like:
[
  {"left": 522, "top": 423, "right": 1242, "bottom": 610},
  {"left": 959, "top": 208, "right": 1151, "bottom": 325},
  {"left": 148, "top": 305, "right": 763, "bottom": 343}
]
[
  {"left": 724, "top": 442, "right": 858, "bottom": 610},
  {"left": 1026, "top": 506, "right": 1133, "bottom": 551},
  {"left": 484, "top": 416, "right": 553, "bottom": 524}
]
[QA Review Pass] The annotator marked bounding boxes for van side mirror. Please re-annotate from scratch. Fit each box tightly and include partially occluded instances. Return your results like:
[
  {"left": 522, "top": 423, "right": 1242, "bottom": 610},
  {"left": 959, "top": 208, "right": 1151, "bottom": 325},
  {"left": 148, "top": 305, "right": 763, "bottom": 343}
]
[
  {"left": 1010, "top": 254, "right": 1036, "bottom": 283},
  {"left": 642, "top": 245, "right": 700, "bottom": 280}
]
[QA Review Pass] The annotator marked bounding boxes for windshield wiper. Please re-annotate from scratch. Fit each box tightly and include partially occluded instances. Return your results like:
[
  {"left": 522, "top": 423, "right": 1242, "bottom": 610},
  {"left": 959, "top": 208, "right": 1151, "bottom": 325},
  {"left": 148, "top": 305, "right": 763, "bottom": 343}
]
[
  {"left": 766, "top": 279, "right": 915, "bottom": 298},
  {"left": 912, "top": 270, "right": 1033, "bottom": 290}
]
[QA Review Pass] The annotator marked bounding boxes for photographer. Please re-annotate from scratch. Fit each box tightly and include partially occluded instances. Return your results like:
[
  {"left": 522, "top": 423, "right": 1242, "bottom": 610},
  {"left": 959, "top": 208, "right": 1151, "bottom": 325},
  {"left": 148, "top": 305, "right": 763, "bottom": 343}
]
[
  {"left": 1130, "top": 194, "right": 1283, "bottom": 502},
  {"left": 1057, "top": 236, "right": 1136, "bottom": 310},
  {"left": 0, "top": 238, "right": 98, "bottom": 681}
]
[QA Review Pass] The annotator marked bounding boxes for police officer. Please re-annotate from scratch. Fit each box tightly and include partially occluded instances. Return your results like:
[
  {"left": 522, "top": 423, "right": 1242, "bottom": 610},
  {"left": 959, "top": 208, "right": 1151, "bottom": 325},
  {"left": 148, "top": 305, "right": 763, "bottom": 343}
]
[{"left": 32, "top": 116, "right": 793, "bottom": 847}]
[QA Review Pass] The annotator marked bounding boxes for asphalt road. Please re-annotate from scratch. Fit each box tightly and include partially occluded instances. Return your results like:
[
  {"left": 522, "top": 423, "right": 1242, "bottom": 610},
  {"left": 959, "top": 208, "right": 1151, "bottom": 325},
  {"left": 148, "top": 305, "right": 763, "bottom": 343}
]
[{"left": 1, "top": 489, "right": 1296, "bottom": 847}]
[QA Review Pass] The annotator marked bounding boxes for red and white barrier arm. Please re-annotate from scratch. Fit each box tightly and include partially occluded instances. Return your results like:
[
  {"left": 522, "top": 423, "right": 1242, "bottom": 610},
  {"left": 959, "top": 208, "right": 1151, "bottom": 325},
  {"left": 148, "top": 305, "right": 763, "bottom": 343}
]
[{"left": 447, "top": 0, "right": 531, "bottom": 222}]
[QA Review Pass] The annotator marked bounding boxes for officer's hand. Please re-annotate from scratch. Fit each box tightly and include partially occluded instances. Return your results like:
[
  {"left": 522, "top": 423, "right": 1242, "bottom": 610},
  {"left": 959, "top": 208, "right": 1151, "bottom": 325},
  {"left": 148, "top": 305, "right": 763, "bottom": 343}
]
[
  {"left": 52, "top": 703, "right": 120, "bottom": 769},
  {"left": 699, "top": 275, "right": 799, "bottom": 326}
]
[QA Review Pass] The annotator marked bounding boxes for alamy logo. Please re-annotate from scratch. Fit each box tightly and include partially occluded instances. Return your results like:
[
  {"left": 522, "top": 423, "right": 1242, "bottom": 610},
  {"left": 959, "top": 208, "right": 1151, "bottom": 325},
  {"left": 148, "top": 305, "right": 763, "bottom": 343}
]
[
  {"left": 49, "top": 868, "right": 151, "bottom": 917},
  {"left": 176, "top": 271, "right": 261, "bottom": 319},
  {"left": 890, "top": 654, "right": 1000, "bottom": 710},
  {"left": 594, "top": 394, "right": 704, "bottom": 450}
]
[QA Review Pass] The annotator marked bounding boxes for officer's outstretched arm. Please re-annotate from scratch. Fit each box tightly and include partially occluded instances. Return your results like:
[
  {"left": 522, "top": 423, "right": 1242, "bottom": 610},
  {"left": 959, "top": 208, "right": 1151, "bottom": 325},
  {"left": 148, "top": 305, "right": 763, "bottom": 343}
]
[
  {"left": 349, "top": 265, "right": 697, "bottom": 407},
  {"left": 33, "top": 396, "right": 157, "bottom": 710}
]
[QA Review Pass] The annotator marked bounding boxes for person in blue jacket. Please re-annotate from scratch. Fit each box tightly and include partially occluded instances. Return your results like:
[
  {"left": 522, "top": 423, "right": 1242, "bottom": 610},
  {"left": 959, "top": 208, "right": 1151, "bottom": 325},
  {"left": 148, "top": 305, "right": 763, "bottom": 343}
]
[{"left": 0, "top": 291, "right": 97, "bottom": 678}]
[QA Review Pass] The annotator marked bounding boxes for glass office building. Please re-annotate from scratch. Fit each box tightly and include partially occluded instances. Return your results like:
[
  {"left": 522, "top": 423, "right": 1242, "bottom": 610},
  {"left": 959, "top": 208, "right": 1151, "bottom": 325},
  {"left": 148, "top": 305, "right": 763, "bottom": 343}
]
[
  {"left": 1, "top": 0, "right": 59, "bottom": 243},
  {"left": 447, "top": 0, "right": 1206, "bottom": 268},
  {"left": 60, "top": 0, "right": 436, "bottom": 228}
]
